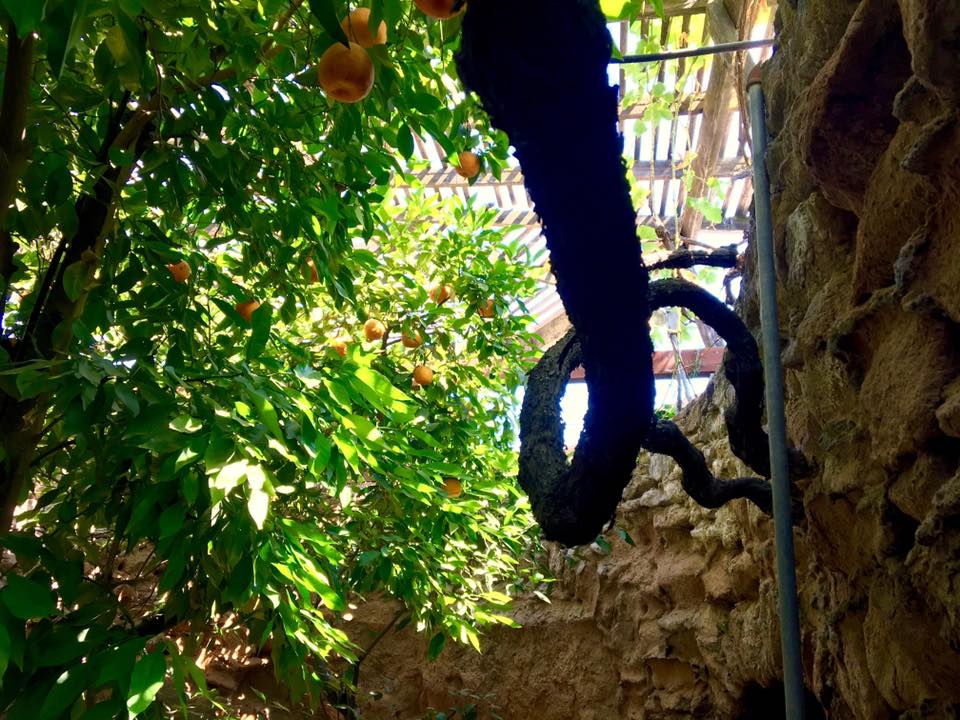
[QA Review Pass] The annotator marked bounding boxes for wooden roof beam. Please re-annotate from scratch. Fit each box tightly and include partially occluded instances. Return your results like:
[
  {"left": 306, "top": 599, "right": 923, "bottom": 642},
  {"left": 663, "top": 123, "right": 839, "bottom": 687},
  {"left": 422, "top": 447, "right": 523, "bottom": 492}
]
[{"left": 403, "top": 159, "right": 747, "bottom": 190}]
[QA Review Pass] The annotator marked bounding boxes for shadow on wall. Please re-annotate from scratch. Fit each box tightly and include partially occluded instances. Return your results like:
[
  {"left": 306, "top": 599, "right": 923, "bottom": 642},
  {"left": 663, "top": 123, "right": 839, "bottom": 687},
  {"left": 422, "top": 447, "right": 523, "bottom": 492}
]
[{"left": 737, "top": 682, "right": 827, "bottom": 720}]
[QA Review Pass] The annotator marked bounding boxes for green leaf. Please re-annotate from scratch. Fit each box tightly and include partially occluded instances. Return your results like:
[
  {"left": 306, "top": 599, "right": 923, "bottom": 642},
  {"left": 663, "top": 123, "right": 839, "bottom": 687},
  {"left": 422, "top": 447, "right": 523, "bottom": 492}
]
[
  {"left": 158, "top": 505, "right": 185, "bottom": 539},
  {"left": 247, "top": 485, "right": 269, "bottom": 529},
  {"left": 108, "top": 146, "right": 135, "bottom": 166},
  {"left": 1, "top": 575, "right": 56, "bottom": 619},
  {"left": 169, "top": 415, "right": 202, "bottom": 433},
  {"left": 396, "top": 123, "right": 414, "bottom": 159},
  {"left": 15, "top": 367, "right": 54, "bottom": 400},
  {"left": 212, "top": 459, "right": 250, "bottom": 492},
  {"left": 637, "top": 225, "right": 659, "bottom": 241},
  {"left": 427, "top": 632, "right": 446, "bottom": 660},
  {"left": 251, "top": 391, "right": 283, "bottom": 440},
  {"left": 0, "top": 622, "right": 10, "bottom": 677},
  {"left": 95, "top": 638, "right": 148, "bottom": 686},
  {"left": 246, "top": 463, "right": 270, "bottom": 529},
  {"left": 308, "top": 0, "right": 349, "bottom": 46},
  {"left": 126, "top": 650, "right": 167, "bottom": 718},
  {"left": 310, "top": 434, "right": 332, "bottom": 475},
  {"left": 1, "top": 0, "right": 45, "bottom": 34},
  {"left": 481, "top": 591, "right": 511, "bottom": 606},
  {"left": 409, "top": 92, "right": 442, "bottom": 114},
  {"left": 358, "top": 550, "right": 380, "bottom": 565},
  {"left": 39, "top": 663, "right": 93, "bottom": 720},
  {"left": 62, "top": 260, "right": 87, "bottom": 302},
  {"left": 114, "top": 383, "right": 140, "bottom": 415},
  {"left": 688, "top": 196, "right": 724, "bottom": 224},
  {"left": 45, "top": 0, "right": 88, "bottom": 79},
  {"left": 599, "top": 0, "right": 628, "bottom": 17},
  {"left": 350, "top": 365, "right": 414, "bottom": 420},
  {"left": 105, "top": 24, "right": 131, "bottom": 63},
  {"left": 246, "top": 303, "right": 273, "bottom": 360}
]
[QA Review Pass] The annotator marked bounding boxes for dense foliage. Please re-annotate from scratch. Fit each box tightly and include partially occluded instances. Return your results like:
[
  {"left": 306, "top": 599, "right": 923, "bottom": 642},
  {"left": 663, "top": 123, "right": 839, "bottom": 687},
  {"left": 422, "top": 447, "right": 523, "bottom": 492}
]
[{"left": 0, "top": 1, "right": 546, "bottom": 716}]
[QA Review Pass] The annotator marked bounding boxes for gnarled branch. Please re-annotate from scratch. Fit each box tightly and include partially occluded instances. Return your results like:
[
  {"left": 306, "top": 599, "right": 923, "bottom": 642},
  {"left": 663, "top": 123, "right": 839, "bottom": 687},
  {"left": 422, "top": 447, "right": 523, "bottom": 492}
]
[
  {"left": 458, "top": 0, "right": 655, "bottom": 546},
  {"left": 519, "top": 321, "right": 774, "bottom": 527},
  {"left": 459, "top": 0, "right": 807, "bottom": 546},
  {"left": 644, "top": 420, "right": 772, "bottom": 513},
  {"left": 649, "top": 278, "right": 810, "bottom": 480},
  {"left": 648, "top": 244, "right": 740, "bottom": 271}
]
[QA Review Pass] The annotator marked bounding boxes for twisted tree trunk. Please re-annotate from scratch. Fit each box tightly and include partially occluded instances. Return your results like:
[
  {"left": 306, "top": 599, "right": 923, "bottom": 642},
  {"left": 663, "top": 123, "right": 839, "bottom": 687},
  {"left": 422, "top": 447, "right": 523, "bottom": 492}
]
[
  {"left": 458, "top": 1, "right": 808, "bottom": 545},
  {"left": 458, "top": 0, "right": 656, "bottom": 545}
]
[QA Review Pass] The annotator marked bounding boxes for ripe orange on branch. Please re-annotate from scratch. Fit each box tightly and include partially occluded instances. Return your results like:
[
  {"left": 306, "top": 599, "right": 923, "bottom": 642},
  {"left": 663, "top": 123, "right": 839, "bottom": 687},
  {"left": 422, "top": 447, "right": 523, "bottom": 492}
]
[
  {"left": 341, "top": 8, "right": 387, "bottom": 48},
  {"left": 413, "top": 365, "right": 434, "bottom": 386},
  {"left": 364, "top": 318, "right": 386, "bottom": 341},
  {"left": 477, "top": 298, "right": 495, "bottom": 318},
  {"left": 414, "top": 0, "right": 463, "bottom": 19},
  {"left": 442, "top": 477, "right": 462, "bottom": 497},
  {"left": 166, "top": 260, "right": 190, "bottom": 284},
  {"left": 330, "top": 337, "right": 349, "bottom": 356},
  {"left": 401, "top": 330, "right": 423, "bottom": 348},
  {"left": 235, "top": 300, "right": 261, "bottom": 323},
  {"left": 429, "top": 283, "right": 454, "bottom": 305},
  {"left": 455, "top": 151, "right": 480, "bottom": 179},
  {"left": 317, "top": 42, "right": 375, "bottom": 104}
]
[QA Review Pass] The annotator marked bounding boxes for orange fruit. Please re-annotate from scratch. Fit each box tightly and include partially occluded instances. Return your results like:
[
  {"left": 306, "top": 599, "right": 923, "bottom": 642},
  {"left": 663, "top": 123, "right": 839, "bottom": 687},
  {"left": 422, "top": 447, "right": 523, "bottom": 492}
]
[
  {"left": 414, "top": 0, "right": 463, "bottom": 19},
  {"left": 364, "top": 318, "right": 386, "bottom": 341},
  {"left": 166, "top": 260, "right": 190, "bottom": 284},
  {"left": 428, "top": 283, "right": 454, "bottom": 305},
  {"left": 317, "top": 42, "right": 375, "bottom": 103},
  {"left": 401, "top": 330, "right": 423, "bottom": 348},
  {"left": 330, "top": 338, "right": 349, "bottom": 357},
  {"left": 477, "top": 298, "right": 494, "bottom": 318},
  {"left": 442, "top": 477, "right": 462, "bottom": 497},
  {"left": 340, "top": 8, "right": 387, "bottom": 48},
  {"left": 413, "top": 364, "right": 434, "bottom": 386},
  {"left": 236, "top": 300, "right": 261, "bottom": 323},
  {"left": 455, "top": 151, "right": 481, "bottom": 179}
]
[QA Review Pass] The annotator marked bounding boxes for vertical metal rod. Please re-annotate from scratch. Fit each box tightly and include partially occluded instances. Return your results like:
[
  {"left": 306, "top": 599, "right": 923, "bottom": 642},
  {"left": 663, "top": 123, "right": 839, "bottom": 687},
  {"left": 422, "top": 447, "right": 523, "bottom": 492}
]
[{"left": 746, "top": 67, "right": 806, "bottom": 720}]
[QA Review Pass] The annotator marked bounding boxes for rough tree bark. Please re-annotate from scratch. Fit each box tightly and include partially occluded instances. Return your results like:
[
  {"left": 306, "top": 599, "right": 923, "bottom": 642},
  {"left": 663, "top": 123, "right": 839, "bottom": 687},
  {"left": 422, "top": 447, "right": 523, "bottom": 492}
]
[{"left": 0, "top": 21, "right": 34, "bottom": 326}]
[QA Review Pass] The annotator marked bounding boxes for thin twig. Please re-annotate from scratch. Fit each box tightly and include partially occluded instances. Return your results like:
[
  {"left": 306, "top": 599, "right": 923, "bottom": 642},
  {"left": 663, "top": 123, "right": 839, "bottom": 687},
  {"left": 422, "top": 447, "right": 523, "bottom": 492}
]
[{"left": 30, "top": 439, "right": 74, "bottom": 467}]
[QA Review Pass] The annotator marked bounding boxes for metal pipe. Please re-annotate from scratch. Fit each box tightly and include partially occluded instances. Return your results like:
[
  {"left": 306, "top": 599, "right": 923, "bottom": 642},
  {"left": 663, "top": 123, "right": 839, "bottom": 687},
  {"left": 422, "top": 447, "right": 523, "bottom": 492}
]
[
  {"left": 612, "top": 37, "right": 775, "bottom": 64},
  {"left": 746, "top": 65, "right": 806, "bottom": 720}
]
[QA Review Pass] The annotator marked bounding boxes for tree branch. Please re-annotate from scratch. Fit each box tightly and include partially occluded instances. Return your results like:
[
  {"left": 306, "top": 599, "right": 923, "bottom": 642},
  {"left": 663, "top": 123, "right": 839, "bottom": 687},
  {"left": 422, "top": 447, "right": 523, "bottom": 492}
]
[
  {"left": 0, "top": 21, "right": 35, "bottom": 327},
  {"left": 647, "top": 244, "right": 739, "bottom": 271},
  {"left": 644, "top": 419, "right": 772, "bottom": 512},
  {"left": 648, "top": 278, "right": 810, "bottom": 481},
  {"left": 460, "top": 0, "right": 655, "bottom": 546}
]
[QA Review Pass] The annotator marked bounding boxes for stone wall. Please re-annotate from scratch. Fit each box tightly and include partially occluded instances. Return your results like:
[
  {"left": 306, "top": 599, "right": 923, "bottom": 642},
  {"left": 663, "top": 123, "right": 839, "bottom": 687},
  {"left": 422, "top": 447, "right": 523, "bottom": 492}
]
[
  {"left": 352, "top": 0, "right": 960, "bottom": 716},
  {"left": 354, "top": 380, "right": 795, "bottom": 719}
]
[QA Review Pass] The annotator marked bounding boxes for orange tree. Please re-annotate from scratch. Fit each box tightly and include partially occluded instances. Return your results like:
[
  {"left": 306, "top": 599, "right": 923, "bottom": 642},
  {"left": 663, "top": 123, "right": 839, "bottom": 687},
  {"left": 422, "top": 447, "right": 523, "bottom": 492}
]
[{"left": 0, "top": 1, "right": 541, "bottom": 716}]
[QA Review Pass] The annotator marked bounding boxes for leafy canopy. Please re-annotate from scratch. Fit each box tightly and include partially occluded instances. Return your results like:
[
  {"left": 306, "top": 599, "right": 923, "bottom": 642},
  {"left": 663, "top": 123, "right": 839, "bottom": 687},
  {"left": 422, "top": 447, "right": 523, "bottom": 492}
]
[{"left": 0, "top": 0, "right": 545, "bottom": 716}]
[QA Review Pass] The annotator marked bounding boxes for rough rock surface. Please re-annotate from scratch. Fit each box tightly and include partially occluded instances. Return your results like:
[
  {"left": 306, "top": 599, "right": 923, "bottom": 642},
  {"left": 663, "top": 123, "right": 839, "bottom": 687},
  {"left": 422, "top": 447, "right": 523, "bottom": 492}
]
[{"left": 350, "top": 0, "right": 960, "bottom": 717}]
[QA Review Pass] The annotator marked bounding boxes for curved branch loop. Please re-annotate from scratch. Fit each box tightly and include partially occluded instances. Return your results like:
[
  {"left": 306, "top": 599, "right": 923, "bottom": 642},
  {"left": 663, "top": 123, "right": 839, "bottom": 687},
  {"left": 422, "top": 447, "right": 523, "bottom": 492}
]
[
  {"left": 459, "top": 1, "right": 655, "bottom": 546},
  {"left": 520, "top": 325, "right": 774, "bottom": 525},
  {"left": 649, "top": 278, "right": 810, "bottom": 480},
  {"left": 459, "top": 1, "right": 807, "bottom": 545}
]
